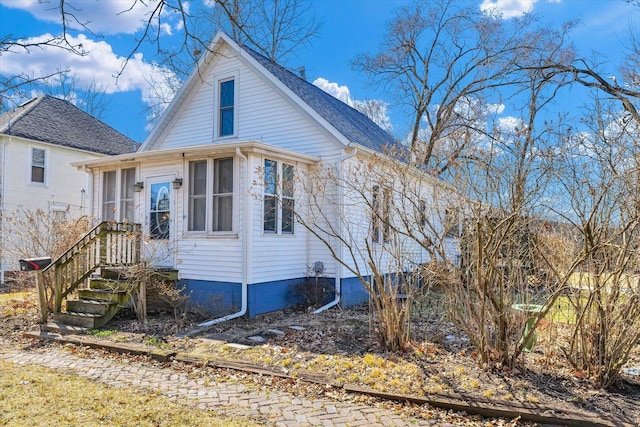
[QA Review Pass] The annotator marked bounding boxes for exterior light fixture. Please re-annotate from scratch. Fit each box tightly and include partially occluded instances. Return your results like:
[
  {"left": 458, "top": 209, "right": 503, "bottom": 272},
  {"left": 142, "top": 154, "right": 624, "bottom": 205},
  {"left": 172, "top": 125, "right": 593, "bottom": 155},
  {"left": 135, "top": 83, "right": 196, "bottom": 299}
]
[
  {"left": 134, "top": 182, "right": 144, "bottom": 192},
  {"left": 172, "top": 178, "right": 183, "bottom": 189}
]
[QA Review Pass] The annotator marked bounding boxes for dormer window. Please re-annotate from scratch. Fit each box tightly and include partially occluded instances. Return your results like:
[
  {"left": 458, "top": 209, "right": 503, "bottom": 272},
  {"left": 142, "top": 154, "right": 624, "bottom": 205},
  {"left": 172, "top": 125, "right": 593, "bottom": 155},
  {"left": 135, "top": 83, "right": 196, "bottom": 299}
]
[{"left": 219, "top": 78, "right": 235, "bottom": 137}]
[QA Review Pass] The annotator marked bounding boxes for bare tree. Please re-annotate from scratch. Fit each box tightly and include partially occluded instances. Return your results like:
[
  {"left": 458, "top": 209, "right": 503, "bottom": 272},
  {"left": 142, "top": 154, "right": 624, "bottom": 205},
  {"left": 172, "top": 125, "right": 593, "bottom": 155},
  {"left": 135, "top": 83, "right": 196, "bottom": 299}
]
[
  {"left": 352, "top": 0, "right": 576, "bottom": 175},
  {"left": 1, "top": 0, "right": 320, "bottom": 110}
]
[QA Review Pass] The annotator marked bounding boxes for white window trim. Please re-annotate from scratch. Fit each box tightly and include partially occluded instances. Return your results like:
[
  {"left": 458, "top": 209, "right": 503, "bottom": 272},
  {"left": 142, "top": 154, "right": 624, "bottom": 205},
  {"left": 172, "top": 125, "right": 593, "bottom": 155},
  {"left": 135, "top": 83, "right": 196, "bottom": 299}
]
[
  {"left": 214, "top": 71, "right": 239, "bottom": 140},
  {"left": 29, "top": 146, "right": 47, "bottom": 186},
  {"left": 262, "top": 158, "right": 295, "bottom": 236},
  {"left": 184, "top": 156, "right": 238, "bottom": 238}
]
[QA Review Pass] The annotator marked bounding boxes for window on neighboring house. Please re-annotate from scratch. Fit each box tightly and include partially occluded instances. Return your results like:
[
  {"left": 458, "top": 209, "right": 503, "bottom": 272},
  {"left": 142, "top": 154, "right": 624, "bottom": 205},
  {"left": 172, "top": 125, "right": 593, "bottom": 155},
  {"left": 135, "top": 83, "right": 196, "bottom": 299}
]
[
  {"left": 444, "top": 208, "right": 460, "bottom": 238},
  {"left": 371, "top": 185, "right": 391, "bottom": 243},
  {"left": 102, "top": 168, "right": 136, "bottom": 222},
  {"left": 263, "top": 159, "right": 295, "bottom": 234},
  {"left": 31, "top": 148, "right": 45, "bottom": 183},
  {"left": 219, "top": 79, "right": 234, "bottom": 137},
  {"left": 187, "top": 157, "right": 234, "bottom": 233}
]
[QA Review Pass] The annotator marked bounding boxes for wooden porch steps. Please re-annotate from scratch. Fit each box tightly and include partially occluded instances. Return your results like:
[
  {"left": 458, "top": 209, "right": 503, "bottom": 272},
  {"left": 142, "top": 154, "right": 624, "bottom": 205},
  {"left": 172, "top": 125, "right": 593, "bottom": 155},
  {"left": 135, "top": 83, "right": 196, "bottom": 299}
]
[{"left": 53, "top": 274, "right": 132, "bottom": 329}]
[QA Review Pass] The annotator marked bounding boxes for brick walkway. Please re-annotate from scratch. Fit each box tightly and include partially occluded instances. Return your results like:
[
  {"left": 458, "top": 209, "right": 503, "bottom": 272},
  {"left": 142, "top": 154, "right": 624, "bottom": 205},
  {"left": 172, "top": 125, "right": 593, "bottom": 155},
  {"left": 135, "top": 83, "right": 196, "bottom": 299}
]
[{"left": 0, "top": 342, "right": 438, "bottom": 427}]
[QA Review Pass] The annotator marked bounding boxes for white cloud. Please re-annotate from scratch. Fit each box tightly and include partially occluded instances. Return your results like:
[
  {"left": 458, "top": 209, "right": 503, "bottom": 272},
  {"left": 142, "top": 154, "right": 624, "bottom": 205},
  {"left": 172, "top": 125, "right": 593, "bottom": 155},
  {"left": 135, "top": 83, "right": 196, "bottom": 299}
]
[
  {"left": 313, "top": 77, "right": 392, "bottom": 131},
  {"left": 0, "top": 0, "right": 185, "bottom": 36},
  {"left": 313, "top": 77, "right": 353, "bottom": 105},
  {"left": 480, "top": 0, "right": 538, "bottom": 19},
  {"left": 497, "top": 116, "right": 525, "bottom": 134},
  {"left": 0, "top": 33, "right": 177, "bottom": 110}
]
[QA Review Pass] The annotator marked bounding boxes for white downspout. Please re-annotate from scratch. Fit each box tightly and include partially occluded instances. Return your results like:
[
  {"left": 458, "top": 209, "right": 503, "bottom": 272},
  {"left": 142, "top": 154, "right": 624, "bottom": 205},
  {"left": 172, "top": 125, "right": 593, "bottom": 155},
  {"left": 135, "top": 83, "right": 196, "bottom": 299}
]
[
  {"left": 314, "top": 147, "right": 357, "bottom": 314},
  {"left": 198, "top": 147, "right": 249, "bottom": 326}
]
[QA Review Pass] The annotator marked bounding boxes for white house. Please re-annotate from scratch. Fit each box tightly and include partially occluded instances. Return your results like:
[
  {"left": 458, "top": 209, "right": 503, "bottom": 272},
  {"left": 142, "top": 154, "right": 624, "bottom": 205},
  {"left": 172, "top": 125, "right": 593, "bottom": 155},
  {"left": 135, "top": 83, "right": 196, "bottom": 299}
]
[
  {"left": 75, "top": 32, "right": 459, "bottom": 320},
  {"left": 0, "top": 95, "right": 138, "bottom": 279}
]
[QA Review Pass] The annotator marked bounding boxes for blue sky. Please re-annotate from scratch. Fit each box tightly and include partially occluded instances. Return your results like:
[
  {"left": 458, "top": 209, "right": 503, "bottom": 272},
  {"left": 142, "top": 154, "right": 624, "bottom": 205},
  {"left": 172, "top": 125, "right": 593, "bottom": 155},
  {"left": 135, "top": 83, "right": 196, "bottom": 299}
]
[{"left": 0, "top": 0, "right": 638, "bottom": 143}]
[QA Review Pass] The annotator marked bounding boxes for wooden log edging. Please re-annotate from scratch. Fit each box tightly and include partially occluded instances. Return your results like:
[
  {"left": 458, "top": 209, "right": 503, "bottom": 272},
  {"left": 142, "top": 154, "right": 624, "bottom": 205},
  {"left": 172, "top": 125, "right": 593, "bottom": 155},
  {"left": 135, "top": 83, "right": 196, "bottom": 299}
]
[{"left": 25, "top": 331, "right": 634, "bottom": 427}]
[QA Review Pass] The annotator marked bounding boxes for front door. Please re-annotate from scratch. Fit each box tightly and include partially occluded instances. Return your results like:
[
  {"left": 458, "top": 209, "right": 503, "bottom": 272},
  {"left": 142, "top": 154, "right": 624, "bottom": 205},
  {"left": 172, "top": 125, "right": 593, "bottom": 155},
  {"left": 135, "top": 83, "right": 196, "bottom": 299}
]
[{"left": 146, "top": 176, "right": 175, "bottom": 267}]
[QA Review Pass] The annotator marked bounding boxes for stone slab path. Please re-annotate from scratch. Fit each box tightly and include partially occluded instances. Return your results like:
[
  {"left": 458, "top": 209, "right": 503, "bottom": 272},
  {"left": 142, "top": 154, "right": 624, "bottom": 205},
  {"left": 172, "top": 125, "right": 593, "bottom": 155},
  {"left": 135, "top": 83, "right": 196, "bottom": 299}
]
[{"left": 0, "top": 342, "right": 440, "bottom": 427}]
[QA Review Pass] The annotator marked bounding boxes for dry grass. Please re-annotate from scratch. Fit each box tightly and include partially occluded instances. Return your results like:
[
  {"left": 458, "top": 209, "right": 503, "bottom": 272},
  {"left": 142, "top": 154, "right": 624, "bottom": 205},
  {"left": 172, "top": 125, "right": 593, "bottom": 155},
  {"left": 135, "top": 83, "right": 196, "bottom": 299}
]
[{"left": 0, "top": 360, "right": 264, "bottom": 427}]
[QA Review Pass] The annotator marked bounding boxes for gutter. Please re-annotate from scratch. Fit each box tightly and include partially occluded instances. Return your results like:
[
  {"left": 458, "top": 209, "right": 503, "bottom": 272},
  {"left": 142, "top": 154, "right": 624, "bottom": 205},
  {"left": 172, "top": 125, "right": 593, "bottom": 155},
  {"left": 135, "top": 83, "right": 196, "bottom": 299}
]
[
  {"left": 314, "top": 147, "right": 358, "bottom": 314},
  {"left": 198, "top": 147, "right": 250, "bottom": 326}
]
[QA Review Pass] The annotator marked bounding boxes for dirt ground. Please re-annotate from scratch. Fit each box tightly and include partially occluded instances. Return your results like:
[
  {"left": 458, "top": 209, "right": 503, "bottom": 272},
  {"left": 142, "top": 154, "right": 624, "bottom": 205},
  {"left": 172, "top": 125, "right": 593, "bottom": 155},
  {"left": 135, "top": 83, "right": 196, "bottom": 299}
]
[{"left": 2, "top": 284, "right": 639, "bottom": 426}]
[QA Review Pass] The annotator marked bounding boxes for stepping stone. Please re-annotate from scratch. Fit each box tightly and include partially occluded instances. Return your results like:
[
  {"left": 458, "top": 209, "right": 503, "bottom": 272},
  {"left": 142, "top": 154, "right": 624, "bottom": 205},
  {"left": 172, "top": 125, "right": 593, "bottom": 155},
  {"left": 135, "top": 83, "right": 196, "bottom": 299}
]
[
  {"left": 247, "top": 335, "right": 266, "bottom": 343},
  {"left": 267, "top": 329, "right": 285, "bottom": 336},
  {"left": 288, "top": 326, "right": 305, "bottom": 331}
]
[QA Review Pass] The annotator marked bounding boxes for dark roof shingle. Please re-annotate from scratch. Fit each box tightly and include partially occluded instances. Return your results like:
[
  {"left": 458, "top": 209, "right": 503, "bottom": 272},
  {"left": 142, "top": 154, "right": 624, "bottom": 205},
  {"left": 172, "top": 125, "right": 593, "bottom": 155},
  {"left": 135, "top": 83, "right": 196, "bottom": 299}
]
[
  {"left": 0, "top": 95, "right": 138, "bottom": 155},
  {"left": 243, "top": 46, "right": 397, "bottom": 153}
]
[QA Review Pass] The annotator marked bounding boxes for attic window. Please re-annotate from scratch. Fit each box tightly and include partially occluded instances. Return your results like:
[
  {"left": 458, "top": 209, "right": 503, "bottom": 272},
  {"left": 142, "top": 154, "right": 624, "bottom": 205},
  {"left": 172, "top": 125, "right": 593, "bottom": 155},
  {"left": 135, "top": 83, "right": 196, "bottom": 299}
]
[
  {"left": 31, "top": 148, "right": 45, "bottom": 183},
  {"left": 219, "top": 79, "right": 235, "bottom": 137}
]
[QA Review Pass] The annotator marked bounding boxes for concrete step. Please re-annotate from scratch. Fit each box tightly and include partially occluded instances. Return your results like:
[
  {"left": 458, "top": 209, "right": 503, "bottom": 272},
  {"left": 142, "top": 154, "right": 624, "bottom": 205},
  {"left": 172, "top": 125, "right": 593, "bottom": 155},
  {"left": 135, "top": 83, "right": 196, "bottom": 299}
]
[{"left": 66, "top": 299, "right": 113, "bottom": 316}]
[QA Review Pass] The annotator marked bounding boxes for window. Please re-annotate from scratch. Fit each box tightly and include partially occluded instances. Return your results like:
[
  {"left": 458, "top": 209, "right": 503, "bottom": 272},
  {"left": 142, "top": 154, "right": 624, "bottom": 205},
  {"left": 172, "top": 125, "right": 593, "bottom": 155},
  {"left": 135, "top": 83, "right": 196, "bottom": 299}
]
[
  {"left": 282, "top": 163, "right": 295, "bottom": 234},
  {"left": 102, "top": 168, "right": 136, "bottom": 222},
  {"left": 187, "top": 157, "right": 234, "bottom": 233},
  {"left": 219, "top": 79, "right": 234, "bottom": 137},
  {"left": 102, "top": 171, "right": 117, "bottom": 221},
  {"left": 263, "top": 159, "right": 278, "bottom": 233},
  {"left": 444, "top": 208, "right": 460, "bottom": 238},
  {"left": 419, "top": 199, "right": 427, "bottom": 228},
  {"left": 263, "top": 159, "right": 295, "bottom": 234},
  {"left": 188, "top": 160, "right": 207, "bottom": 231},
  {"left": 120, "top": 168, "right": 135, "bottom": 222},
  {"left": 371, "top": 185, "right": 381, "bottom": 243},
  {"left": 31, "top": 148, "right": 45, "bottom": 183},
  {"left": 371, "top": 185, "right": 391, "bottom": 243}
]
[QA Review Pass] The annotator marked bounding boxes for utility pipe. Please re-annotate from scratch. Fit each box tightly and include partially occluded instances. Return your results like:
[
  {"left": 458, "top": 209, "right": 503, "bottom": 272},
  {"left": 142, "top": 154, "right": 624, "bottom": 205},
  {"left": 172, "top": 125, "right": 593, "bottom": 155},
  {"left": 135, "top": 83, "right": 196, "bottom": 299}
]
[
  {"left": 314, "top": 147, "right": 357, "bottom": 314},
  {"left": 198, "top": 147, "right": 249, "bottom": 326}
]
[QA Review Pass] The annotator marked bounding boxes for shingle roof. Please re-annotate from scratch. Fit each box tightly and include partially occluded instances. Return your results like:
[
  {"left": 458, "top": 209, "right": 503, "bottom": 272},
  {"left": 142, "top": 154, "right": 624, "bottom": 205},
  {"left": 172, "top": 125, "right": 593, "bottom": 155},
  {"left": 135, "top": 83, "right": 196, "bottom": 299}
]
[
  {"left": 242, "top": 46, "right": 398, "bottom": 153},
  {"left": 0, "top": 95, "right": 138, "bottom": 155}
]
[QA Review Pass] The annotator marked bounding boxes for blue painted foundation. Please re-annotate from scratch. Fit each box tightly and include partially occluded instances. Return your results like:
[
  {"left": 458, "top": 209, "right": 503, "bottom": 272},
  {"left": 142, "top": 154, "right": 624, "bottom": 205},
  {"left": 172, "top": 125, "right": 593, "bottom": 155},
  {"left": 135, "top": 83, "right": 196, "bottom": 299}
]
[
  {"left": 181, "top": 276, "right": 339, "bottom": 318},
  {"left": 181, "top": 279, "right": 242, "bottom": 315},
  {"left": 339, "top": 276, "right": 370, "bottom": 307},
  {"left": 182, "top": 275, "right": 405, "bottom": 318}
]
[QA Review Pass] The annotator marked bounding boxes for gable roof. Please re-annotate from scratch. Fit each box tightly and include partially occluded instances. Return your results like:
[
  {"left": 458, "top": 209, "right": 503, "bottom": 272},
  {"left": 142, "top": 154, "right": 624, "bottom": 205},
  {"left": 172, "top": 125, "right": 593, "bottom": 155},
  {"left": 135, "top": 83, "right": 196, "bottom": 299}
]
[
  {"left": 242, "top": 46, "right": 397, "bottom": 153},
  {"left": 0, "top": 95, "right": 138, "bottom": 155},
  {"left": 140, "top": 32, "right": 397, "bottom": 153}
]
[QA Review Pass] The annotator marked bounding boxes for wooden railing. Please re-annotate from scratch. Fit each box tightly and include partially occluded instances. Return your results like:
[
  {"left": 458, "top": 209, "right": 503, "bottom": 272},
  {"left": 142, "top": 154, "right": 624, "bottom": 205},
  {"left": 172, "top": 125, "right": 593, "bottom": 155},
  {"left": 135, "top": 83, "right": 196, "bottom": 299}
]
[{"left": 41, "top": 221, "right": 142, "bottom": 313}]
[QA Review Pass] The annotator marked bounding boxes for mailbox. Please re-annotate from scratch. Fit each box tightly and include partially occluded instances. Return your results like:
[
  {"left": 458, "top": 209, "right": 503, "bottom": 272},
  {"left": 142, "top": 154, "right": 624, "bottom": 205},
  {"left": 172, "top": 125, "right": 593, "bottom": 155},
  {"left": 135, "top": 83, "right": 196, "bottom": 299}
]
[{"left": 19, "top": 257, "right": 52, "bottom": 271}]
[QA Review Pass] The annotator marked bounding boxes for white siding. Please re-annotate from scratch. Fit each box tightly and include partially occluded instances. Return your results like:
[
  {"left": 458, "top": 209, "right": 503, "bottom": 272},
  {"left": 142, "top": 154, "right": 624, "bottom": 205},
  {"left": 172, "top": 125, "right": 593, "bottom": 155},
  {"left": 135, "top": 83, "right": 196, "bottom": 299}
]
[
  {"left": 155, "top": 46, "right": 342, "bottom": 159},
  {"left": 0, "top": 136, "right": 100, "bottom": 269},
  {"left": 248, "top": 153, "right": 311, "bottom": 284}
]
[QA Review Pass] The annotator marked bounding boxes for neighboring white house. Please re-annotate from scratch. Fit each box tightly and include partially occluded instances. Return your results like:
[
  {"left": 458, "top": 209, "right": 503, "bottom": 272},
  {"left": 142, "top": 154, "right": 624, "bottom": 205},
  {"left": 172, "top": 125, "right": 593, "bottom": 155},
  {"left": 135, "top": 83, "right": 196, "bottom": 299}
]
[
  {"left": 76, "top": 32, "right": 459, "bottom": 319},
  {"left": 0, "top": 95, "right": 138, "bottom": 279}
]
